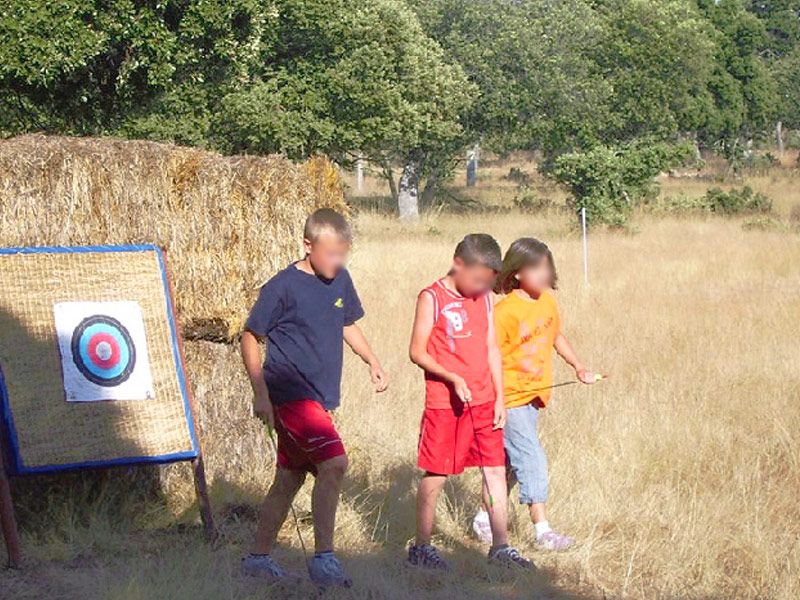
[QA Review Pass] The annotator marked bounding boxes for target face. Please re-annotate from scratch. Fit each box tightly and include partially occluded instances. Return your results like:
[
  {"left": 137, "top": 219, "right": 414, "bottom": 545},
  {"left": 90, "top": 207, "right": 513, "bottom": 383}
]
[
  {"left": 71, "top": 315, "right": 136, "bottom": 386},
  {"left": 54, "top": 301, "right": 155, "bottom": 402}
]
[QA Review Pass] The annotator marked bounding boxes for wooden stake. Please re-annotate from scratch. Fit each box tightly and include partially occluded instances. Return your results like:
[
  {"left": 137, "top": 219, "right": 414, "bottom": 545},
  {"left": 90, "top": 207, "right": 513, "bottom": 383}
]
[
  {"left": 161, "top": 249, "right": 216, "bottom": 541},
  {"left": 192, "top": 454, "right": 216, "bottom": 541},
  {"left": 0, "top": 436, "right": 21, "bottom": 568}
]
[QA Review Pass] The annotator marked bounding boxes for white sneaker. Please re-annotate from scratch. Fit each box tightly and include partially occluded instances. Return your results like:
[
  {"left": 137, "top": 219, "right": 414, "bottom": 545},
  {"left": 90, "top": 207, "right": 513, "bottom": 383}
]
[
  {"left": 241, "top": 553, "right": 288, "bottom": 579},
  {"left": 308, "top": 552, "right": 353, "bottom": 588},
  {"left": 472, "top": 509, "right": 493, "bottom": 544},
  {"left": 535, "top": 530, "right": 575, "bottom": 551}
]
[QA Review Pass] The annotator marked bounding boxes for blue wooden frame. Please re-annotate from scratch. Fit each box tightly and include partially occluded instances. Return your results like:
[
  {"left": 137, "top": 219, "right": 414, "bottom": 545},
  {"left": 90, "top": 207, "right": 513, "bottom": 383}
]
[{"left": 0, "top": 244, "right": 199, "bottom": 475}]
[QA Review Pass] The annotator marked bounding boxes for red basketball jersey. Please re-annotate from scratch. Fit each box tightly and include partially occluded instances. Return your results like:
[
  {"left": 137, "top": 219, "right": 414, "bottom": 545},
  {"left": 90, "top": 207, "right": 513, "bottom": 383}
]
[{"left": 420, "top": 279, "right": 494, "bottom": 409}]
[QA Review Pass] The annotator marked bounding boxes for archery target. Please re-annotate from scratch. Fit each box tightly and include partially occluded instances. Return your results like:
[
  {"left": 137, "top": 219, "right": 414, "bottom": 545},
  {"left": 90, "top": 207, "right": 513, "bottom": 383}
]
[{"left": 54, "top": 301, "right": 155, "bottom": 402}]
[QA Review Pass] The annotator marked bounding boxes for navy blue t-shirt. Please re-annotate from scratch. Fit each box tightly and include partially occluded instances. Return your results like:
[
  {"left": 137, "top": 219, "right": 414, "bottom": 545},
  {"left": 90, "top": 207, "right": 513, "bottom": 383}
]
[{"left": 245, "top": 263, "right": 364, "bottom": 410}]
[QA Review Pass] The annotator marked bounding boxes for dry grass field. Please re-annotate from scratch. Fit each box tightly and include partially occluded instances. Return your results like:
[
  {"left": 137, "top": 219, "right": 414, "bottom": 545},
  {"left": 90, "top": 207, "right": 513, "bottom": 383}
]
[{"left": 3, "top": 154, "right": 800, "bottom": 600}]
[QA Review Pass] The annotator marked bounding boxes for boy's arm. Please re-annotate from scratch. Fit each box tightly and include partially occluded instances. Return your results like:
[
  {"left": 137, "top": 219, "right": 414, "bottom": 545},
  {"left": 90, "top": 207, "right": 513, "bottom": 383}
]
[
  {"left": 344, "top": 323, "right": 388, "bottom": 392},
  {"left": 487, "top": 316, "right": 506, "bottom": 430},
  {"left": 241, "top": 329, "right": 274, "bottom": 427},
  {"left": 409, "top": 292, "right": 471, "bottom": 402},
  {"left": 554, "top": 332, "right": 595, "bottom": 384}
]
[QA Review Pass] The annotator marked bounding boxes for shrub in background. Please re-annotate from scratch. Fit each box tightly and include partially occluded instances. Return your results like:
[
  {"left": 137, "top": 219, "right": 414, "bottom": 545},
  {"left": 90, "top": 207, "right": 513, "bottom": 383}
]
[
  {"left": 705, "top": 186, "right": 772, "bottom": 214},
  {"left": 550, "top": 141, "right": 695, "bottom": 227},
  {"left": 512, "top": 186, "right": 554, "bottom": 213}
]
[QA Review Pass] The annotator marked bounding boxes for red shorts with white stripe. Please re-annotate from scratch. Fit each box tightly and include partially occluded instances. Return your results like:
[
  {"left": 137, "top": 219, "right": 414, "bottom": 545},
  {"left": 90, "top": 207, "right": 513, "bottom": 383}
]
[
  {"left": 273, "top": 399, "right": 346, "bottom": 473},
  {"left": 417, "top": 400, "right": 505, "bottom": 475}
]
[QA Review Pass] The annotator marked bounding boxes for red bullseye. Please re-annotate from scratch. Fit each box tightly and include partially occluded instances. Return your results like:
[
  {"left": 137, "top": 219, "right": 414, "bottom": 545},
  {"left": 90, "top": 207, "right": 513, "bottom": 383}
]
[{"left": 87, "top": 332, "right": 121, "bottom": 369}]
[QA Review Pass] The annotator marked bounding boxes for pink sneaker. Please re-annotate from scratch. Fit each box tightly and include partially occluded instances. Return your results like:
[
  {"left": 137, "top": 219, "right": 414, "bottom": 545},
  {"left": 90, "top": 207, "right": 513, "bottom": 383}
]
[{"left": 536, "top": 530, "right": 574, "bottom": 551}]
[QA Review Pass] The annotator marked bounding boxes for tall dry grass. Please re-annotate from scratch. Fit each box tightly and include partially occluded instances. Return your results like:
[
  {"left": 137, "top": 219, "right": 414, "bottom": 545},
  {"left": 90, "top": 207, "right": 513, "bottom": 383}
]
[
  {"left": 334, "top": 212, "right": 800, "bottom": 599},
  {"left": 6, "top": 209, "right": 797, "bottom": 600}
]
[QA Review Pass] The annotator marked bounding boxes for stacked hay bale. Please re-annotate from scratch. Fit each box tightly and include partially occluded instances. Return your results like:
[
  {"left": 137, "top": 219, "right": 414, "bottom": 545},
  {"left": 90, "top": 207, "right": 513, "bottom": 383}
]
[
  {"left": 0, "top": 135, "right": 346, "bottom": 341},
  {"left": 0, "top": 135, "right": 347, "bottom": 509}
]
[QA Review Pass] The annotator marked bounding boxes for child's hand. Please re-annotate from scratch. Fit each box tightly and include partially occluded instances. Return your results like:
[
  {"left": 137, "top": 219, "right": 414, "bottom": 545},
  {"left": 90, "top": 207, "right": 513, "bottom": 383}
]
[
  {"left": 253, "top": 391, "right": 275, "bottom": 429},
  {"left": 450, "top": 374, "right": 472, "bottom": 403},
  {"left": 492, "top": 399, "right": 506, "bottom": 430},
  {"left": 370, "top": 362, "right": 389, "bottom": 392},
  {"left": 576, "top": 368, "right": 602, "bottom": 384}
]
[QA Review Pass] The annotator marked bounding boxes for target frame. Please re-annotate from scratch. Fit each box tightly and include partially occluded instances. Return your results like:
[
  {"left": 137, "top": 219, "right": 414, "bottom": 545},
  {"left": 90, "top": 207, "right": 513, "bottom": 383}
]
[{"left": 0, "top": 244, "right": 199, "bottom": 475}]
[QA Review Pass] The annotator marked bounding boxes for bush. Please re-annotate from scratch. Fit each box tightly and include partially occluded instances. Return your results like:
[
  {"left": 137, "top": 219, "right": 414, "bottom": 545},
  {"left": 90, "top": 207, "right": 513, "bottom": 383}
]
[
  {"left": 744, "top": 152, "right": 780, "bottom": 176},
  {"left": 648, "top": 186, "right": 775, "bottom": 216},
  {"left": 784, "top": 130, "right": 800, "bottom": 150},
  {"left": 741, "top": 216, "right": 783, "bottom": 232},
  {"left": 705, "top": 186, "right": 772, "bottom": 215},
  {"left": 789, "top": 203, "right": 800, "bottom": 225},
  {"left": 648, "top": 193, "right": 710, "bottom": 214},
  {"left": 512, "top": 186, "right": 554, "bottom": 213},
  {"left": 505, "top": 167, "right": 533, "bottom": 185},
  {"left": 550, "top": 141, "right": 695, "bottom": 227}
]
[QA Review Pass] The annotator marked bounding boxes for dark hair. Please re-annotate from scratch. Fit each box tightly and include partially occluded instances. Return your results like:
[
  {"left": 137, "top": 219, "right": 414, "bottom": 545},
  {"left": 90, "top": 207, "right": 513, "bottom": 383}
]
[
  {"left": 304, "top": 208, "right": 352, "bottom": 243},
  {"left": 496, "top": 237, "right": 558, "bottom": 293},
  {"left": 454, "top": 233, "right": 503, "bottom": 272}
]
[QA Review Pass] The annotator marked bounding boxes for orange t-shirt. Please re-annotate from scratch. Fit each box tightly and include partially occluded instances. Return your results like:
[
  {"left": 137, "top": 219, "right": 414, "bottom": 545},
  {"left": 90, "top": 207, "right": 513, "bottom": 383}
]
[{"left": 494, "top": 289, "right": 561, "bottom": 408}]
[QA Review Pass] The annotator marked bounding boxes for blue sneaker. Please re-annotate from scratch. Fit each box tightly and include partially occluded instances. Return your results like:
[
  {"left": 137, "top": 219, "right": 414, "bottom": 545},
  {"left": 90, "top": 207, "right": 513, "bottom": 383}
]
[
  {"left": 407, "top": 543, "right": 450, "bottom": 571},
  {"left": 487, "top": 544, "right": 535, "bottom": 569},
  {"left": 241, "top": 553, "right": 288, "bottom": 580},
  {"left": 308, "top": 552, "right": 353, "bottom": 588}
]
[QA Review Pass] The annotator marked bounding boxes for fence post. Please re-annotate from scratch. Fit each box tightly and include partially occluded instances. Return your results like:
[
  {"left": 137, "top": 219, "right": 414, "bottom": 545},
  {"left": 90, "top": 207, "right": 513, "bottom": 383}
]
[
  {"left": 581, "top": 207, "right": 589, "bottom": 287},
  {"left": 356, "top": 155, "right": 364, "bottom": 191}
]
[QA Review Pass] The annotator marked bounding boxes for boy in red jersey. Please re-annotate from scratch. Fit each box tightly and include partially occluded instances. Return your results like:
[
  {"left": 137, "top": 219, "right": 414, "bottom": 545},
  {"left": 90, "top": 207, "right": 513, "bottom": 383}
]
[{"left": 407, "top": 234, "right": 533, "bottom": 570}]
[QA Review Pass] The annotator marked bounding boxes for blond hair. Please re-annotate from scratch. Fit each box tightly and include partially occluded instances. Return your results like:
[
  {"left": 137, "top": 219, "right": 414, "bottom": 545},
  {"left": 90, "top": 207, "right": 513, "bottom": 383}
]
[{"left": 304, "top": 208, "right": 352, "bottom": 243}]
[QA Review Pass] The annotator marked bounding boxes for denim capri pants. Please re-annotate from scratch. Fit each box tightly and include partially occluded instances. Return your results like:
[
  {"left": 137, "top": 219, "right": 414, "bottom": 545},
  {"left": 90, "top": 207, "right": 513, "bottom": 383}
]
[{"left": 504, "top": 402, "right": 548, "bottom": 504}]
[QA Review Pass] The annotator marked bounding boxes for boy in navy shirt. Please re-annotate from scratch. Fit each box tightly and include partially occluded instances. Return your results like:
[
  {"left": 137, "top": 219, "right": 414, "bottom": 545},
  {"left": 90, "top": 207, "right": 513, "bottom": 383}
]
[{"left": 240, "top": 208, "right": 388, "bottom": 587}]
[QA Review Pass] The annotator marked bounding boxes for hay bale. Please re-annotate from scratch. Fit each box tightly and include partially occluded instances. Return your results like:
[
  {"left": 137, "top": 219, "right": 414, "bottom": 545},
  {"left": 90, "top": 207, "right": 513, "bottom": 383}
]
[
  {"left": 0, "top": 134, "right": 347, "bottom": 341},
  {"left": 157, "top": 341, "right": 275, "bottom": 509},
  {"left": 187, "top": 341, "right": 273, "bottom": 488}
]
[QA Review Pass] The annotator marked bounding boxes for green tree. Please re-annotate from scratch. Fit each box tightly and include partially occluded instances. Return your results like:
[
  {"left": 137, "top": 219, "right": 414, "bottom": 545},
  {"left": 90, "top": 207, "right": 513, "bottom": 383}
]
[
  {"left": 746, "top": 1, "right": 800, "bottom": 132},
  {"left": 746, "top": 0, "right": 800, "bottom": 58},
  {"left": 211, "top": 0, "right": 474, "bottom": 218},
  {"left": 593, "top": 0, "right": 719, "bottom": 142},
  {"left": 0, "top": 0, "right": 277, "bottom": 142},
  {"left": 407, "top": 0, "right": 608, "bottom": 196},
  {"left": 772, "top": 47, "right": 800, "bottom": 129},
  {"left": 698, "top": 0, "right": 780, "bottom": 140}
]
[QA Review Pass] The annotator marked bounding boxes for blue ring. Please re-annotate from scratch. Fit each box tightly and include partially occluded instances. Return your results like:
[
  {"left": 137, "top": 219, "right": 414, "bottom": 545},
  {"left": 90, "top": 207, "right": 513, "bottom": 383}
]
[{"left": 77, "top": 323, "right": 130, "bottom": 379}]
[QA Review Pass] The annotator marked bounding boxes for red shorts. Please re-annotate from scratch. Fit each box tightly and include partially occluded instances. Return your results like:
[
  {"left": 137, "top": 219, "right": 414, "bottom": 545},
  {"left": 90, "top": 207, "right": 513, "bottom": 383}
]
[
  {"left": 417, "top": 400, "right": 505, "bottom": 475},
  {"left": 274, "top": 399, "right": 346, "bottom": 474}
]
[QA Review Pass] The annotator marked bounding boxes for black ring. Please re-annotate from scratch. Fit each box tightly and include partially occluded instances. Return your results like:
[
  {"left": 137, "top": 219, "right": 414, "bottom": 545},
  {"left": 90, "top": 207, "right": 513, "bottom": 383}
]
[{"left": 70, "top": 314, "right": 136, "bottom": 387}]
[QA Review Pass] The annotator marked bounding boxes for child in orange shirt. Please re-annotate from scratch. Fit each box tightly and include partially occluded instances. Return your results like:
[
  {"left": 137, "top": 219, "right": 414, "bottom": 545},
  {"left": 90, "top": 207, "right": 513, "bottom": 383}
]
[{"left": 472, "top": 238, "right": 601, "bottom": 551}]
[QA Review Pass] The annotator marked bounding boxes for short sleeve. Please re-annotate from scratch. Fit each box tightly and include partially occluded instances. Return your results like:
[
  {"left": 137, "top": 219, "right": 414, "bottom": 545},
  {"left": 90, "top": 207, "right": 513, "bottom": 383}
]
[
  {"left": 548, "top": 291, "right": 561, "bottom": 335},
  {"left": 493, "top": 302, "right": 512, "bottom": 349},
  {"left": 245, "top": 276, "right": 286, "bottom": 337},
  {"left": 343, "top": 270, "right": 365, "bottom": 325}
]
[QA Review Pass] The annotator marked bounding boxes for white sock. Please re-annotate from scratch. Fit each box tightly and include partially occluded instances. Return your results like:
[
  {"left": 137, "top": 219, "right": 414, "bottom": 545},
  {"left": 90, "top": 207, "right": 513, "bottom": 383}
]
[{"left": 535, "top": 520, "right": 552, "bottom": 537}]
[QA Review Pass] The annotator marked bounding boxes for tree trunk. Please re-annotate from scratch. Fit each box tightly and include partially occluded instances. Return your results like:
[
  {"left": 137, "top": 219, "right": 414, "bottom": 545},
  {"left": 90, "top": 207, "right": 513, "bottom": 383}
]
[
  {"left": 420, "top": 172, "right": 439, "bottom": 208},
  {"left": 776, "top": 121, "right": 784, "bottom": 155},
  {"left": 397, "top": 160, "right": 420, "bottom": 220},
  {"left": 356, "top": 155, "right": 364, "bottom": 191},
  {"left": 466, "top": 143, "right": 480, "bottom": 187},
  {"left": 382, "top": 161, "right": 399, "bottom": 206}
]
